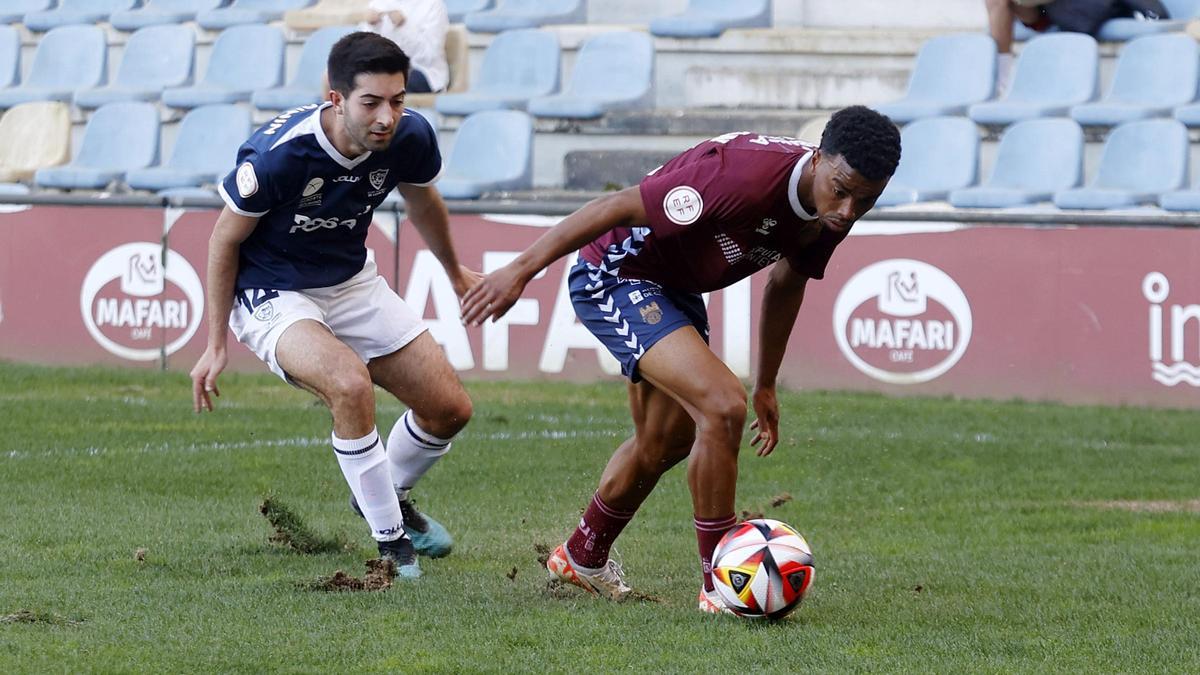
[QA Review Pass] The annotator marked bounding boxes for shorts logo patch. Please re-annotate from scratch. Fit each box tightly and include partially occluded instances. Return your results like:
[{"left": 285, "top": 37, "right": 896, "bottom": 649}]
[
  {"left": 236, "top": 162, "right": 258, "bottom": 198},
  {"left": 253, "top": 300, "right": 275, "bottom": 323},
  {"left": 302, "top": 177, "right": 324, "bottom": 197},
  {"left": 639, "top": 301, "right": 663, "bottom": 325},
  {"left": 369, "top": 169, "right": 389, "bottom": 191},
  {"left": 628, "top": 290, "right": 644, "bottom": 304},
  {"left": 662, "top": 186, "right": 702, "bottom": 226}
]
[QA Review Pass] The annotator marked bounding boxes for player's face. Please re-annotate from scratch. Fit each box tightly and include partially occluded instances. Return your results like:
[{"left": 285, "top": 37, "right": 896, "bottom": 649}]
[
  {"left": 337, "top": 71, "right": 407, "bottom": 152},
  {"left": 810, "top": 151, "right": 890, "bottom": 234}
]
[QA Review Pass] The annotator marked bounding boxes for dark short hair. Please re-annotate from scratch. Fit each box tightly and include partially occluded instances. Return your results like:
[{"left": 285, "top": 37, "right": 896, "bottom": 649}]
[
  {"left": 819, "top": 105, "right": 902, "bottom": 181},
  {"left": 327, "top": 31, "right": 411, "bottom": 95}
]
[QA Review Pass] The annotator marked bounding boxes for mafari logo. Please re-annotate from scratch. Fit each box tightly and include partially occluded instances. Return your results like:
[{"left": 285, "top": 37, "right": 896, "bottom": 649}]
[
  {"left": 833, "top": 259, "right": 972, "bottom": 384},
  {"left": 1143, "top": 272, "right": 1200, "bottom": 387},
  {"left": 80, "top": 242, "right": 204, "bottom": 361}
]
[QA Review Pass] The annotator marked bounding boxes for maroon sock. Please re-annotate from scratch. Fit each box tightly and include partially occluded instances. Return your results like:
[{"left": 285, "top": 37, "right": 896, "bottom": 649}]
[
  {"left": 566, "top": 492, "right": 637, "bottom": 569},
  {"left": 695, "top": 514, "right": 737, "bottom": 592}
]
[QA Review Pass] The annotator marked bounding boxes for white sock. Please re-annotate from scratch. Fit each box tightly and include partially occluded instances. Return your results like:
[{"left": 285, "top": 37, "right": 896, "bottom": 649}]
[
  {"left": 996, "top": 53, "right": 1014, "bottom": 98},
  {"left": 386, "top": 410, "right": 453, "bottom": 492},
  {"left": 332, "top": 429, "right": 405, "bottom": 543}
]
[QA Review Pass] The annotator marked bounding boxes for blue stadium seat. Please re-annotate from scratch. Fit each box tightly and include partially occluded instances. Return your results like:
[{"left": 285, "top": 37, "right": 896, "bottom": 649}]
[
  {"left": 1070, "top": 34, "right": 1199, "bottom": 126},
  {"left": 197, "top": 0, "right": 315, "bottom": 30},
  {"left": 1097, "top": 0, "right": 1200, "bottom": 40},
  {"left": 969, "top": 33, "right": 1098, "bottom": 126},
  {"left": 438, "top": 110, "right": 533, "bottom": 199},
  {"left": 528, "top": 31, "right": 654, "bottom": 120},
  {"left": 23, "top": 0, "right": 136, "bottom": 31},
  {"left": 0, "top": 0, "right": 52, "bottom": 24},
  {"left": 0, "top": 25, "right": 106, "bottom": 108},
  {"left": 110, "top": 0, "right": 225, "bottom": 31},
  {"left": 35, "top": 102, "right": 160, "bottom": 190},
  {"left": 463, "top": 0, "right": 584, "bottom": 33},
  {"left": 75, "top": 25, "right": 194, "bottom": 109},
  {"left": 126, "top": 105, "right": 250, "bottom": 193},
  {"left": 252, "top": 25, "right": 354, "bottom": 111},
  {"left": 447, "top": 0, "right": 492, "bottom": 23},
  {"left": 648, "top": 0, "right": 771, "bottom": 39},
  {"left": 163, "top": 24, "right": 285, "bottom": 109},
  {"left": 949, "top": 119, "right": 1083, "bottom": 208},
  {"left": 0, "top": 25, "right": 18, "bottom": 89},
  {"left": 874, "top": 34, "right": 997, "bottom": 124},
  {"left": 875, "top": 117, "right": 979, "bottom": 207},
  {"left": 1054, "top": 119, "right": 1188, "bottom": 209},
  {"left": 434, "top": 29, "right": 559, "bottom": 115}
]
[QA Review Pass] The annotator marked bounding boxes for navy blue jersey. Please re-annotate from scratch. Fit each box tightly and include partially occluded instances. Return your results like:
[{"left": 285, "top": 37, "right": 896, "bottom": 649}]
[{"left": 219, "top": 103, "right": 442, "bottom": 291}]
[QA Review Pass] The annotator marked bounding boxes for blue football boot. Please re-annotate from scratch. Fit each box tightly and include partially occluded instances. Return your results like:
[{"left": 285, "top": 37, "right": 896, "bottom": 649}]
[
  {"left": 350, "top": 493, "right": 454, "bottom": 558},
  {"left": 376, "top": 535, "right": 422, "bottom": 579}
]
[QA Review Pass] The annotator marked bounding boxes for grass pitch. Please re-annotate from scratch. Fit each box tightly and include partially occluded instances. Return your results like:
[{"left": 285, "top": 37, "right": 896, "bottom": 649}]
[{"left": 1, "top": 362, "right": 1198, "bottom": 672}]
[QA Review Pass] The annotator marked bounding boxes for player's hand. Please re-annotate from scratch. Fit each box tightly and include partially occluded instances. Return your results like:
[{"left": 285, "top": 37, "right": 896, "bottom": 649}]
[
  {"left": 449, "top": 265, "right": 483, "bottom": 299},
  {"left": 460, "top": 263, "right": 530, "bottom": 326},
  {"left": 189, "top": 345, "right": 227, "bottom": 413},
  {"left": 749, "top": 386, "right": 780, "bottom": 457}
]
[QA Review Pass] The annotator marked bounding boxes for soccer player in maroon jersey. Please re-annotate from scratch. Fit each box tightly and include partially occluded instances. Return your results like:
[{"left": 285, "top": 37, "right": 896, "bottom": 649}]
[{"left": 462, "top": 105, "right": 901, "bottom": 613}]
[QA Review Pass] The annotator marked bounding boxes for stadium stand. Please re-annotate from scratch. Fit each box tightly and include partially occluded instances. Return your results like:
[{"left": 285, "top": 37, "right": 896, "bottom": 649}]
[
  {"left": 949, "top": 118, "right": 1084, "bottom": 208},
  {"left": 968, "top": 33, "right": 1099, "bottom": 126},
  {"left": 0, "top": 0, "right": 52, "bottom": 24},
  {"left": 162, "top": 24, "right": 285, "bottom": 108},
  {"left": 0, "top": 25, "right": 17, "bottom": 89},
  {"left": 284, "top": 0, "right": 368, "bottom": 31},
  {"left": 648, "top": 0, "right": 772, "bottom": 39},
  {"left": 405, "top": 25, "right": 470, "bottom": 108},
  {"left": 197, "top": 0, "right": 315, "bottom": 30},
  {"left": 528, "top": 31, "right": 654, "bottom": 120},
  {"left": 75, "top": 24, "right": 195, "bottom": 109},
  {"left": 252, "top": 25, "right": 354, "bottom": 111},
  {"left": 463, "top": 0, "right": 585, "bottom": 33},
  {"left": 110, "top": 0, "right": 226, "bottom": 30},
  {"left": 0, "top": 101, "right": 71, "bottom": 182},
  {"left": 0, "top": 24, "right": 106, "bottom": 108},
  {"left": 874, "top": 33, "right": 997, "bottom": 124},
  {"left": 434, "top": 28, "right": 558, "bottom": 115},
  {"left": 1069, "top": 33, "right": 1199, "bottom": 126},
  {"left": 35, "top": 101, "right": 159, "bottom": 190},
  {"left": 126, "top": 104, "right": 249, "bottom": 193},
  {"left": 1097, "top": 0, "right": 1200, "bottom": 40},
  {"left": 447, "top": 0, "right": 492, "bottom": 24},
  {"left": 1053, "top": 119, "right": 1188, "bottom": 209},
  {"left": 23, "top": 0, "right": 136, "bottom": 32},
  {"left": 437, "top": 110, "right": 533, "bottom": 199},
  {"left": 876, "top": 116, "right": 979, "bottom": 207}
]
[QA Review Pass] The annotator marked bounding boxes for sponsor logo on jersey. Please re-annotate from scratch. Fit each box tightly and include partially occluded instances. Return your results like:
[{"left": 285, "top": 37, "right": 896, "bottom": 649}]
[
  {"left": 236, "top": 162, "right": 258, "bottom": 198},
  {"left": 756, "top": 218, "right": 777, "bottom": 235},
  {"left": 369, "top": 168, "right": 389, "bottom": 191},
  {"left": 289, "top": 214, "right": 358, "bottom": 233},
  {"left": 1144, "top": 272, "right": 1200, "bottom": 387},
  {"left": 302, "top": 177, "right": 324, "bottom": 196},
  {"left": 663, "top": 186, "right": 703, "bottom": 226},
  {"left": 333, "top": 175, "right": 360, "bottom": 183},
  {"left": 80, "top": 242, "right": 203, "bottom": 361},
  {"left": 833, "top": 259, "right": 972, "bottom": 384},
  {"left": 639, "top": 301, "right": 663, "bottom": 325},
  {"left": 628, "top": 290, "right": 644, "bottom": 304}
]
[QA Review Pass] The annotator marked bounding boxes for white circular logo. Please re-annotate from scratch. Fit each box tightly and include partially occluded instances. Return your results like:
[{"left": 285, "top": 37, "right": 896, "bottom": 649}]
[
  {"left": 79, "top": 242, "right": 204, "bottom": 361},
  {"left": 302, "top": 177, "right": 324, "bottom": 197},
  {"left": 662, "top": 185, "right": 703, "bottom": 226},
  {"left": 236, "top": 162, "right": 258, "bottom": 198},
  {"left": 833, "top": 259, "right": 972, "bottom": 384}
]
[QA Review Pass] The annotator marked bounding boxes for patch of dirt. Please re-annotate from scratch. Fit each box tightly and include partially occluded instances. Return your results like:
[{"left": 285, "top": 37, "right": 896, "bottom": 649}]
[
  {"left": 533, "top": 542, "right": 551, "bottom": 567},
  {"left": 259, "top": 497, "right": 346, "bottom": 554},
  {"left": 769, "top": 493, "right": 793, "bottom": 508},
  {"left": 506, "top": 566, "right": 518, "bottom": 581},
  {"left": 740, "top": 510, "right": 765, "bottom": 521},
  {"left": 1076, "top": 499, "right": 1200, "bottom": 514},
  {"left": 1, "top": 610, "right": 82, "bottom": 626},
  {"left": 302, "top": 559, "right": 396, "bottom": 592}
]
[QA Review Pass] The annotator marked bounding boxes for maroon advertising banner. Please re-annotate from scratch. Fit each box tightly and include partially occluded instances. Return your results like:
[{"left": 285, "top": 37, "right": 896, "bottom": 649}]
[{"left": 1, "top": 207, "right": 1196, "bottom": 408}]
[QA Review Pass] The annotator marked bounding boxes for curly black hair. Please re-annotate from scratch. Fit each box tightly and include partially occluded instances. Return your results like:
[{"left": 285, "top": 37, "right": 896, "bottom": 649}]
[
  {"left": 328, "top": 31, "right": 411, "bottom": 96},
  {"left": 819, "top": 105, "right": 902, "bottom": 181}
]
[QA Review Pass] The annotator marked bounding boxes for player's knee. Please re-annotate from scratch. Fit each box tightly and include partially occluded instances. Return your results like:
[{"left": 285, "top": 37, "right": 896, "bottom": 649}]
[
  {"left": 422, "top": 393, "right": 473, "bottom": 438},
  {"left": 327, "top": 367, "right": 374, "bottom": 410},
  {"left": 699, "top": 387, "right": 748, "bottom": 444}
]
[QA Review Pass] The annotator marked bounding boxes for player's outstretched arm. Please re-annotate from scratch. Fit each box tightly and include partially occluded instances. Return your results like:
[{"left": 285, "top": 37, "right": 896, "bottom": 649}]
[
  {"left": 461, "top": 186, "right": 647, "bottom": 325},
  {"left": 750, "top": 259, "right": 810, "bottom": 456},
  {"left": 396, "top": 183, "right": 480, "bottom": 297},
  {"left": 190, "top": 207, "right": 258, "bottom": 413}
]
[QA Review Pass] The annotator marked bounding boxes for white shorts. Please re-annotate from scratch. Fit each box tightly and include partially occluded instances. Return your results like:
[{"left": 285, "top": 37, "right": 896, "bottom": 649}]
[{"left": 229, "top": 257, "right": 427, "bottom": 383}]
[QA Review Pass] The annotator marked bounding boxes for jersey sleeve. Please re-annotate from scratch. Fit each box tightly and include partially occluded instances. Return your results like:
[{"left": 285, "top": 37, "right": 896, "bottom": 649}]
[
  {"left": 218, "top": 145, "right": 280, "bottom": 217},
  {"left": 786, "top": 228, "right": 849, "bottom": 280},
  {"left": 396, "top": 111, "right": 442, "bottom": 185},
  {"left": 638, "top": 146, "right": 757, "bottom": 241}
]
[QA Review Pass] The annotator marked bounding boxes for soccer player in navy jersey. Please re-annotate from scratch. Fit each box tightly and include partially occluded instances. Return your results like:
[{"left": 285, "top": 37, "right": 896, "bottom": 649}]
[
  {"left": 189, "top": 32, "right": 477, "bottom": 577},
  {"left": 462, "top": 106, "right": 901, "bottom": 612}
]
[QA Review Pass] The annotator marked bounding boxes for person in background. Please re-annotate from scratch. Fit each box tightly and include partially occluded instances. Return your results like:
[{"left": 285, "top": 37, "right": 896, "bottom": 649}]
[
  {"left": 361, "top": 0, "right": 451, "bottom": 94},
  {"left": 985, "top": 0, "right": 1056, "bottom": 97}
]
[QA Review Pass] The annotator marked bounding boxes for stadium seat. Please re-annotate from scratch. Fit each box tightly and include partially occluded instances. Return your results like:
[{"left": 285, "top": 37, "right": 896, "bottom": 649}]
[
  {"left": 163, "top": 24, "right": 285, "bottom": 109},
  {"left": 874, "top": 33, "right": 997, "bottom": 124},
  {"left": 949, "top": 119, "right": 1083, "bottom": 208},
  {"left": 968, "top": 33, "right": 1098, "bottom": 126},
  {"left": 35, "top": 102, "right": 159, "bottom": 190},
  {"left": 528, "top": 31, "right": 654, "bottom": 119},
  {"left": 110, "top": 0, "right": 225, "bottom": 31},
  {"left": 0, "top": 25, "right": 106, "bottom": 108},
  {"left": 447, "top": 0, "right": 492, "bottom": 23},
  {"left": 252, "top": 25, "right": 354, "bottom": 111},
  {"left": 0, "top": 101, "right": 71, "bottom": 182},
  {"left": 1069, "top": 34, "right": 1199, "bottom": 126},
  {"left": 284, "top": 0, "right": 369, "bottom": 30},
  {"left": 1097, "top": 0, "right": 1200, "bottom": 40},
  {"left": 437, "top": 110, "right": 533, "bottom": 199},
  {"left": 126, "top": 105, "right": 250, "bottom": 193},
  {"left": 1053, "top": 119, "right": 1188, "bottom": 209},
  {"left": 434, "top": 29, "right": 558, "bottom": 115},
  {"left": 75, "top": 25, "right": 194, "bottom": 109},
  {"left": 648, "top": 0, "right": 771, "bottom": 39},
  {"left": 23, "top": 0, "right": 136, "bottom": 31},
  {"left": 0, "top": 25, "right": 18, "bottom": 89},
  {"left": 197, "top": 0, "right": 316, "bottom": 30},
  {"left": 875, "top": 117, "right": 979, "bottom": 207},
  {"left": 463, "top": 0, "right": 584, "bottom": 33},
  {"left": 406, "top": 24, "right": 470, "bottom": 107},
  {"left": 0, "top": 0, "right": 52, "bottom": 24}
]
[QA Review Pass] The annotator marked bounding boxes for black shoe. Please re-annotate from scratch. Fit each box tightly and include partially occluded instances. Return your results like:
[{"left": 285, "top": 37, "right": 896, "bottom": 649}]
[
  {"left": 350, "top": 493, "right": 454, "bottom": 558},
  {"left": 377, "top": 536, "right": 421, "bottom": 578}
]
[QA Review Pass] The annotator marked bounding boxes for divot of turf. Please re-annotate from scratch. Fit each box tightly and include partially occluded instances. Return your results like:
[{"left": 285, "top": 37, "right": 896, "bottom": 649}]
[
  {"left": 1, "top": 610, "right": 82, "bottom": 626},
  {"left": 259, "top": 496, "right": 347, "bottom": 554},
  {"left": 301, "top": 559, "right": 397, "bottom": 592}
]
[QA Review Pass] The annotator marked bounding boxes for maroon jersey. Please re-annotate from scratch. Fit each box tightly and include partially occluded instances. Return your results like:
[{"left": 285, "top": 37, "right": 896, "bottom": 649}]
[{"left": 580, "top": 132, "right": 848, "bottom": 293}]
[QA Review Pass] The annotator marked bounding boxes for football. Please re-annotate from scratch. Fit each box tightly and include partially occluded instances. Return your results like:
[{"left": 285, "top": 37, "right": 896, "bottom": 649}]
[{"left": 711, "top": 518, "right": 814, "bottom": 619}]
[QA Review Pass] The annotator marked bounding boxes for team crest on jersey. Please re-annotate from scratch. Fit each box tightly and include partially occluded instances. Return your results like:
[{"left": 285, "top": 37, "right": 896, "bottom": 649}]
[
  {"left": 369, "top": 169, "right": 389, "bottom": 191},
  {"left": 639, "top": 301, "right": 663, "bottom": 325},
  {"left": 663, "top": 186, "right": 703, "bottom": 226},
  {"left": 236, "top": 162, "right": 258, "bottom": 198}
]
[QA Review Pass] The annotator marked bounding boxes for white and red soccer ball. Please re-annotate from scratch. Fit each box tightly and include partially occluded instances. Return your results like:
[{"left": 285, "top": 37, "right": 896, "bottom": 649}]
[{"left": 711, "top": 518, "right": 814, "bottom": 619}]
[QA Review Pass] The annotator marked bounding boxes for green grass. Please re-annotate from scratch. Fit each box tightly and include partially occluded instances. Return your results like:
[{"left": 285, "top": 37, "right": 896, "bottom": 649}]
[{"left": 1, "top": 361, "right": 1198, "bottom": 673}]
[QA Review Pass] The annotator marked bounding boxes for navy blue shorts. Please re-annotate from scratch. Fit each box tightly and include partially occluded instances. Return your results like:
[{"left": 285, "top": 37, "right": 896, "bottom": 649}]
[{"left": 569, "top": 259, "right": 709, "bottom": 382}]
